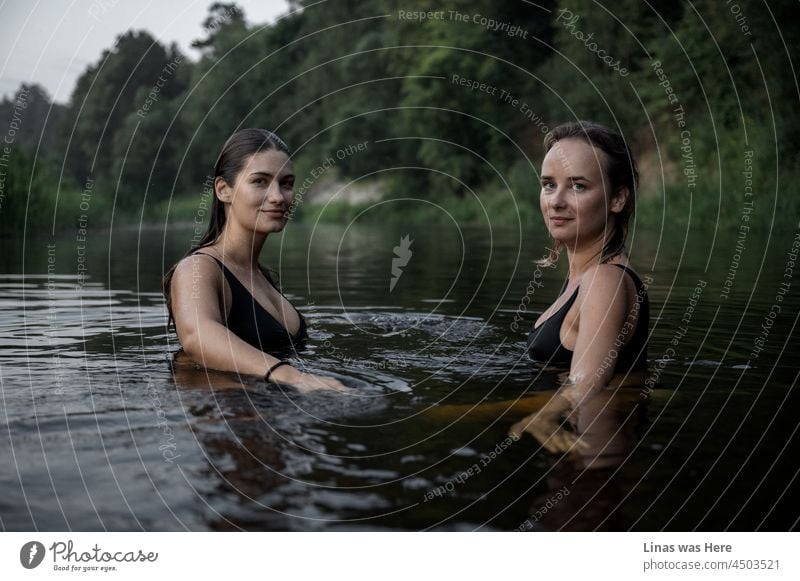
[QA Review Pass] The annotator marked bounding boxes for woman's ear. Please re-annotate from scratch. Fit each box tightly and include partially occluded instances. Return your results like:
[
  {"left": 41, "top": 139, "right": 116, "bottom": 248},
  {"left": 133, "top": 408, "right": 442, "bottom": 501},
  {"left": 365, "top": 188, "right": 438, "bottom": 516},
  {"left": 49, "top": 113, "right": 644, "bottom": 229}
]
[
  {"left": 610, "top": 186, "right": 629, "bottom": 213},
  {"left": 214, "top": 176, "right": 232, "bottom": 203}
]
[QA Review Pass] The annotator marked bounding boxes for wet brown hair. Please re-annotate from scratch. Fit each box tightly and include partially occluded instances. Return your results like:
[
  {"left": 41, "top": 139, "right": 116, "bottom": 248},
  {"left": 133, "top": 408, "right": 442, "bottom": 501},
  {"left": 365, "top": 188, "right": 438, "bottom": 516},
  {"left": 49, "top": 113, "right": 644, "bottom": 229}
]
[
  {"left": 162, "top": 128, "right": 291, "bottom": 330},
  {"left": 538, "top": 120, "right": 638, "bottom": 266}
]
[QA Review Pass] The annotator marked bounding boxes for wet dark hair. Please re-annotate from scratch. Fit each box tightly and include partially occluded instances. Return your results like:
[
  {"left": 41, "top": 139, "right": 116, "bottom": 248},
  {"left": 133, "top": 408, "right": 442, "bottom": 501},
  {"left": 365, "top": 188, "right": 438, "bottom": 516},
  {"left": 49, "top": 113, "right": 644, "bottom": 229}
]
[
  {"left": 162, "top": 128, "right": 291, "bottom": 331},
  {"left": 538, "top": 120, "right": 638, "bottom": 266}
]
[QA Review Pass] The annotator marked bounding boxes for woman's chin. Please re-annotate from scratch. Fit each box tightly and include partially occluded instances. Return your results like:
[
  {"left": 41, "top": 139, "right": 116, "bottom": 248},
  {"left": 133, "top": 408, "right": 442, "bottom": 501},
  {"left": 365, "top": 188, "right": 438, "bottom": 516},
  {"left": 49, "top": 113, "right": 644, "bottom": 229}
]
[
  {"left": 256, "top": 219, "right": 288, "bottom": 233},
  {"left": 547, "top": 230, "right": 572, "bottom": 242}
]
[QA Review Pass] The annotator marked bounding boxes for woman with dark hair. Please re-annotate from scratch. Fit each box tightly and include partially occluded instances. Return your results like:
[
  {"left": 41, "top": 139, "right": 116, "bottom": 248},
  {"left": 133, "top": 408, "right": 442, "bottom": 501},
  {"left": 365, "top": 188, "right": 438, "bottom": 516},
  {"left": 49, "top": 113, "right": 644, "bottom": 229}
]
[
  {"left": 511, "top": 120, "right": 649, "bottom": 444},
  {"left": 163, "top": 128, "right": 344, "bottom": 392}
]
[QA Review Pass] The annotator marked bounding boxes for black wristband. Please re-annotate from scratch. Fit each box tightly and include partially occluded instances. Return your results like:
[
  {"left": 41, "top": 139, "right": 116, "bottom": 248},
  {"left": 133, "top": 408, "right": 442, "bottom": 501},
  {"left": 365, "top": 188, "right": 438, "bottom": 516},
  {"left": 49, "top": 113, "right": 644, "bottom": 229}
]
[{"left": 264, "top": 360, "right": 291, "bottom": 383}]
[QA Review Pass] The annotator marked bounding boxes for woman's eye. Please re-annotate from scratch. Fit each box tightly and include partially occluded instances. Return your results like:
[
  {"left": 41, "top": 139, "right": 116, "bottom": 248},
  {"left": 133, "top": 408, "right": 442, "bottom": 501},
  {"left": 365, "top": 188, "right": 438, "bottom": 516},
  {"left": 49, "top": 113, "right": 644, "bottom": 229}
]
[
  {"left": 572, "top": 182, "right": 585, "bottom": 191},
  {"left": 542, "top": 181, "right": 555, "bottom": 190}
]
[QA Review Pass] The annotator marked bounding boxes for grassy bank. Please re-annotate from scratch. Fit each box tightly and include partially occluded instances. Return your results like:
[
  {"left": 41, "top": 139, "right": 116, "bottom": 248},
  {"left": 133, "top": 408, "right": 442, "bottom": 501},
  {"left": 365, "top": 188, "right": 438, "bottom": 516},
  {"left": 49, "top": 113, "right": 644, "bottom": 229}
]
[
  {"left": 293, "top": 182, "right": 796, "bottom": 232},
  {"left": 3, "top": 149, "right": 795, "bottom": 237},
  {"left": 5, "top": 183, "right": 792, "bottom": 238}
]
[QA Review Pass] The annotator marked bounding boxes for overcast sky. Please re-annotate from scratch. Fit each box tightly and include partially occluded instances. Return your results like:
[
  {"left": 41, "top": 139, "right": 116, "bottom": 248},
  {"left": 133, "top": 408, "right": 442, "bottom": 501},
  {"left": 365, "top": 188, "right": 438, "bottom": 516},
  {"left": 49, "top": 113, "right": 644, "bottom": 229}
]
[{"left": 0, "top": 0, "right": 290, "bottom": 104}]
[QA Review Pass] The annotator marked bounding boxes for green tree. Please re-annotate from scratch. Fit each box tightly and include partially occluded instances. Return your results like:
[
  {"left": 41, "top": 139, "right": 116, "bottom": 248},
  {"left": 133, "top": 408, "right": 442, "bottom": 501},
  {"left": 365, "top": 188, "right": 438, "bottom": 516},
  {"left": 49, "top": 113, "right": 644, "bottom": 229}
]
[
  {"left": 0, "top": 84, "right": 65, "bottom": 159},
  {"left": 398, "top": 0, "right": 554, "bottom": 197},
  {"left": 109, "top": 42, "right": 189, "bottom": 211},
  {"left": 56, "top": 30, "right": 175, "bottom": 189},
  {"left": 0, "top": 149, "right": 58, "bottom": 237}
]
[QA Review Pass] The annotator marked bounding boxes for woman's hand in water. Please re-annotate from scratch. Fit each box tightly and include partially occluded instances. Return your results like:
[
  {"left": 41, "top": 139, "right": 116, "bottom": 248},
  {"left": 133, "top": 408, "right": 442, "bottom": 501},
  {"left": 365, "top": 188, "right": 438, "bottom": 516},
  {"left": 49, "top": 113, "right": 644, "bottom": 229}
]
[
  {"left": 510, "top": 412, "right": 585, "bottom": 453},
  {"left": 509, "top": 394, "right": 588, "bottom": 454},
  {"left": 271, "top": 364, "right": 348, "bottom": 393}
]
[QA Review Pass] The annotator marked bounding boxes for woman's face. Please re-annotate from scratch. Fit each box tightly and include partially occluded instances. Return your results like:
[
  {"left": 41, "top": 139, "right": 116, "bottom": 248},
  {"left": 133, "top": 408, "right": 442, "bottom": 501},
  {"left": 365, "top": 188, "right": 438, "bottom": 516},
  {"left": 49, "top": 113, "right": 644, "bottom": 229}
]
[
  {"left": 539, "top": 138, "right": 625, "bottom": 249},
  {"left": 219, "top": 149, "right": 295, "bottom": 234}
]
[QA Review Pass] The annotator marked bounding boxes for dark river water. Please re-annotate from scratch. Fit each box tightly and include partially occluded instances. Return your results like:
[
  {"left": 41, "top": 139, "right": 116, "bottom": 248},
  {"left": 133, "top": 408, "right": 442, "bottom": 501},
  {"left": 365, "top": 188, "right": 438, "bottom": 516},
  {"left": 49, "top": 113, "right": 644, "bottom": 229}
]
[{"left": 1, "top": 219, "right": 798, "bottom": 531}]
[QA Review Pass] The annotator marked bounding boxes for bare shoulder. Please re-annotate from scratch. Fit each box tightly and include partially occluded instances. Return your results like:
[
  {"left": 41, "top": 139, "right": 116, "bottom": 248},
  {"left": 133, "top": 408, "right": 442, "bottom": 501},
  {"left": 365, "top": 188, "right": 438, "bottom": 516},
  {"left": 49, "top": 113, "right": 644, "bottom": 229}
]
[
  {"left": 577, "top": 263, "right": 636, "bottom": 307},
  {"left": 170, "top": 253, "right": 224, "bottom": 303},
  {"left": 172, "top": 253, "right": 221, "bottom": 280}
]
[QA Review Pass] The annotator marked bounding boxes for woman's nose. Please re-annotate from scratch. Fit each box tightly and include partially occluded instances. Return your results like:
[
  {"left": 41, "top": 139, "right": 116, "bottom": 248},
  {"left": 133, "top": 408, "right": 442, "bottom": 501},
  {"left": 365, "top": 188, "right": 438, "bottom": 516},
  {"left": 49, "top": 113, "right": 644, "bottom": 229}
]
[
  {"left": 266, "top": 179, "right": 283, "bottom": 202},
  {"left": 549, "top": 186, "right": 569, "bottom": 208}
]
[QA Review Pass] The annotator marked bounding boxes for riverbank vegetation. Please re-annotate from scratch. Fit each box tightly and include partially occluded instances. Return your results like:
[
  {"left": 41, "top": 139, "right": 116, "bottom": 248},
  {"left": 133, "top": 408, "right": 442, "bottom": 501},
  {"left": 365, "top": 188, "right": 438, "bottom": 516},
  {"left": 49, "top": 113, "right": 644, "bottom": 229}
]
[{"left": 1, "top": 0, "right": 797, "bottom": 237}]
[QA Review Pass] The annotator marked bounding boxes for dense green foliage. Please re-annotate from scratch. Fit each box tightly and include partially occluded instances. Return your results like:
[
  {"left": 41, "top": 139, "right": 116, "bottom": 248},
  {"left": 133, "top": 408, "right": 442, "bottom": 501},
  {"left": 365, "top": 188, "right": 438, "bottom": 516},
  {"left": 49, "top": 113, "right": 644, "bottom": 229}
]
[{"left": 1, "top": 0, "right": 797, "bottom": 236}]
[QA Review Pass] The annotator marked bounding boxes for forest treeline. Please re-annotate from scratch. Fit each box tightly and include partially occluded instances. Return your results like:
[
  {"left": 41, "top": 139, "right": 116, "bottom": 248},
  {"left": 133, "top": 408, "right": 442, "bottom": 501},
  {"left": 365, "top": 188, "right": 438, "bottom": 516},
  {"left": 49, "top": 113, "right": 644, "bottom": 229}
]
[{"left": 1, "top": 0, "right": 798, "bottom": 235}]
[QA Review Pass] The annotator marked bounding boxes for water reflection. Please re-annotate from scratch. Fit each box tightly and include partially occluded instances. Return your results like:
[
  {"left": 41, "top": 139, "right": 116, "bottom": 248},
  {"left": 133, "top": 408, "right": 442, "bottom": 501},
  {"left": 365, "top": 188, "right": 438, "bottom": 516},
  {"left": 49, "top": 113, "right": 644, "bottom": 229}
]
[
  {"left": 510, "top": 386, "right": 648, "bottom": 531},
  {"left": 167, "top": 348, "right": 399, "bottom": 530},
  {"left": 1, "top": 224, "right": 798, "bottom": 530},
  {"left": 425, "top": 368, "right": 650, "bottom": 531}
]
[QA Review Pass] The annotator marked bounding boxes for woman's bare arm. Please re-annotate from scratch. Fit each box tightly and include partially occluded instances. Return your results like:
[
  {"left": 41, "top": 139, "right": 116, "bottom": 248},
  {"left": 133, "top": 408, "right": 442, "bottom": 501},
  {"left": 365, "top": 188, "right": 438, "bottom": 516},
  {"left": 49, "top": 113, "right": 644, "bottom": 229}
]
[
  {"left": 508, "top": 265, "right": 636, "bottom": 449},
  {"left": 561, "top": 263, "right": 635, "bottom": 402}
]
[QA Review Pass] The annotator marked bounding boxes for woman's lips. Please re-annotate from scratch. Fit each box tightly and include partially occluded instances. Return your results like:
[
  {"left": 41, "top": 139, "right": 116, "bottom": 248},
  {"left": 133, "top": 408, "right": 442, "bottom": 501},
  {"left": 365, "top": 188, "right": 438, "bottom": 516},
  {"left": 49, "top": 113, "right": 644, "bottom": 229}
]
[
  {"left": 549, "top": 217, "right": 572, "bottom": 226},
  {"left": 261, "top": 209, "right": 286, "bottom": 218}
]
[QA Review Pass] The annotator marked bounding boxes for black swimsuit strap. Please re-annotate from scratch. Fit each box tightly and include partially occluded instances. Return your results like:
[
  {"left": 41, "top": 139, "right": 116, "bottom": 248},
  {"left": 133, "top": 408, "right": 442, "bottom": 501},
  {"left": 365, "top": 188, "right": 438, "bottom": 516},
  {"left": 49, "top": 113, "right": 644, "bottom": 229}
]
[
  {"left": 528, "top": 263, "right": 649, "bottom": 369},
  {"left": 191, "top": 251, "right": 306, "bottom": 337},
  {"left": 611, "top": 263, "right": 644, "bottom": 290},
  {"left": 192, "top": 251, "right": 243, "bottom": 300},
  {"left": 556, "top": 263, "right": 639, "bottom": 296},
  {"left": 192, "top": 251, "right": 272, "bottom": 297}
]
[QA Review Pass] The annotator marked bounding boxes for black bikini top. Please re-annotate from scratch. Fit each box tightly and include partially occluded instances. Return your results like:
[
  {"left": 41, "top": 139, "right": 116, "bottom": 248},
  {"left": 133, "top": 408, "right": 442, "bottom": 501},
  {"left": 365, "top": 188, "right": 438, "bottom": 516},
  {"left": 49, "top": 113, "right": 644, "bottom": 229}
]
[
  {"left": 193, "top": 251, "right": 307, "bottom": 355},
  {"left": 527, "top": 264, "right": 649, "bottom": 371}
]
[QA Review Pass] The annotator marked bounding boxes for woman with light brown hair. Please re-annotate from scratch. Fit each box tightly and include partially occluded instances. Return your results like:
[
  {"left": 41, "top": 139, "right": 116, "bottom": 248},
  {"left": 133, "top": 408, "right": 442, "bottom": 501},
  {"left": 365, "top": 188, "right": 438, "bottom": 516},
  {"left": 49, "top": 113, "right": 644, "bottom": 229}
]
[{"left": 511, "top": 120, "right": 650, "bottom": 445}]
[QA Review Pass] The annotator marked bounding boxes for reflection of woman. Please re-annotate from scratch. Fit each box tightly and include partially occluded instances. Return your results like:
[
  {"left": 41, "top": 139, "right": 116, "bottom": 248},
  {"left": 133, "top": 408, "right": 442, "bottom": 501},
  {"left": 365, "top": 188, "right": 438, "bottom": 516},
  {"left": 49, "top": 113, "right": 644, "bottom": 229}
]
[
  {"left": 516, "top": 388, "right": 647, "bottom": 531},
  {"left": 163, "top": 129, "right": 343, "bottom": 392},
  {"left": 526, "top": 120, "right": 649, "bottom": 403}
]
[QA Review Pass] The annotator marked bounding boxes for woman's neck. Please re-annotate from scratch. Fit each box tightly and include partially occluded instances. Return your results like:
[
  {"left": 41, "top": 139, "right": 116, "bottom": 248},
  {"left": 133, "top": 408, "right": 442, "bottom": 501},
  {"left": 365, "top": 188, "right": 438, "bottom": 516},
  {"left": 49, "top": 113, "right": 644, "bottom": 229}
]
[
  {"left": 564, "top": 231, "right": 623, "bottom": 280},
  {"left": 214, "top": 222, "right": 268, "bottom": 269}
]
